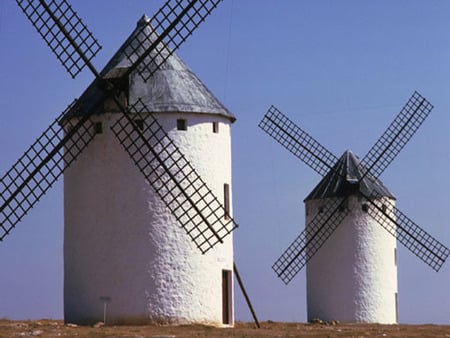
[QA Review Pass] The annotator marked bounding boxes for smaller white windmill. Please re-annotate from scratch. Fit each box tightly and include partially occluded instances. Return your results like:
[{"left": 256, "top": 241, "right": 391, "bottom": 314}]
[{"left": 259, "top": 91, "right": 449, "bottom": 324}]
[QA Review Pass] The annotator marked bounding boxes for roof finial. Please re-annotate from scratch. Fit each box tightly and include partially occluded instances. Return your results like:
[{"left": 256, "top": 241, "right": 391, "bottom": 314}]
[{"left": 138, "top": 14, "right": 151, "bottom": 27}]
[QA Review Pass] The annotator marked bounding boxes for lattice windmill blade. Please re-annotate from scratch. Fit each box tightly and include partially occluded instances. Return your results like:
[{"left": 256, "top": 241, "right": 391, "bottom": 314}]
[
  {"left": 259, "top": 105, "right": 339, "bottom": 177},
  {"left": 359, "top": 91, "right": 433, "bottom": 181},
  {"left": 121, "top": 0, "right": 224, "bottom": 81},
  {"left": 272, "top": 197, "right": 349, "bottom": 284},
  {"left": 361, "top": 191, "right": 450, "bottom": 271},
  {"left": 16, "top": 0, "right": 102, "bottom": 78},
  {"left": 354, "top": 91, "right": 449, "bottom": 271},
  {"left": 1, "top": 0, "right": 103, "bottom": 240},
  {"left": 260, "top": 105, "right": 345, "bottom": 283},
  {"left": 0, "top": 102, "right": 96, "bottom": 240},
  {"left": 110, "top": 100, "right": 238, "bottom": 254}
]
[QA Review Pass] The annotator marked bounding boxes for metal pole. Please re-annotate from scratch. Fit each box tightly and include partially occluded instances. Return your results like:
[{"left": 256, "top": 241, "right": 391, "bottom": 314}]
[
  {"left": 233, "top": 262, "right": 260, "bottom": 328},
  {"left": 104, "top": 302, "right": 108, "bottom": 324},
  {"left": 100, "top": 297, "right": 110, "bottom": 325}
]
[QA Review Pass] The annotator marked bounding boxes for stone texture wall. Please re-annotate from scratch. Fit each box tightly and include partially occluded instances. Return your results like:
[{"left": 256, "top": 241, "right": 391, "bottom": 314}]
[
  {"left": 64, "top": 112, "right": 234, "bottom": 326},
  {"left": 305, "top": 195, "right": 397, "bottom": 324}
]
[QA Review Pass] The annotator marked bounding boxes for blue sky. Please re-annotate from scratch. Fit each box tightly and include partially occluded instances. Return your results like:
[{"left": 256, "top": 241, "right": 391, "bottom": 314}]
[{"left": 1, "top": 0, "right": 450, "bottom": 324}]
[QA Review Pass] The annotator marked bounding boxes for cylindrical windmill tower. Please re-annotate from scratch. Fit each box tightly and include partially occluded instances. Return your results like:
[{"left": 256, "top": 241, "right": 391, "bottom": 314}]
[
  {"left": 63, "top": 16, "right": 235, "bottom": 326},
  {"left": 304, "top": 151, "right": 398, "bottom": 324}
]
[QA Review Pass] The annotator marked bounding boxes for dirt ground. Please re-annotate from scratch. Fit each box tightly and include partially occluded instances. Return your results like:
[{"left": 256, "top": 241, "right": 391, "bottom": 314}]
[{"left": 1, "top": 320, "right": 450, "bottom": 338}]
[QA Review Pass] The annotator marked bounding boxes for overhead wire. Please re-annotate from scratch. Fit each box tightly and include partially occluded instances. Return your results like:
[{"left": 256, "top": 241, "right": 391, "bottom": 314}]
[{"left": 222, "top": 0, "right": 234, "bottom": 104}]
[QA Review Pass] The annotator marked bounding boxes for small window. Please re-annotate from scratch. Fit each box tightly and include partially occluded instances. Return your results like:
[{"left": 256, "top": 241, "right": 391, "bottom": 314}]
[
  {"left": 318, "top": 206, "right": 324, "bottom": 214},
  {"left": 177, "top": 118, "right": 187, "bottom": 131},
  {"left": 134, "top": 119, "right": 144, "bottom": 131},
  {"left": 224, "top": 183, "right": 230, "bottom": 220},
  {"left": 213, "top": 121, "right": 219, "bottom": 133},
  {"left": 362, "top": 204, "right": 369, "bottom": 213},
  {"left": 94, "top": 122, "right": 103, "bottom": 134},
  {"left": 382, "top": 204, "right": 387, "bottom": 212}
]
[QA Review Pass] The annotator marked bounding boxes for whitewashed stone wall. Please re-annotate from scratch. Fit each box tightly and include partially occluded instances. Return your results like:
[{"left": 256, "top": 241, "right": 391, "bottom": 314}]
[
  {"left": 64, "top": 112, "right": 234, "bottom": 326},
  {"left": 305, "top": 195, "right": 397, "bottom": 324}
]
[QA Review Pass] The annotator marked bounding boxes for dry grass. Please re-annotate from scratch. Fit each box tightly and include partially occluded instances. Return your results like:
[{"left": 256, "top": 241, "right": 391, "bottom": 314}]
[{"left": 1, "top": 319, "right": 450, "bottom": 337}]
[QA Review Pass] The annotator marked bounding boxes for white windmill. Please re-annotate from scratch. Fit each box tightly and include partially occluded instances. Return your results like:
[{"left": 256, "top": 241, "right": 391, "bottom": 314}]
[
  {"left": 259, "top": 92, "right": 449, "bottom": 323},
  {"left": 1, "top": 0, "right": 248, "bottom": 327},
  {"left": 63, "top": 14, "right": 236, "bottom": 326},
  {"left": 304, "top": 150, "right": 397, "bottom": 323}
]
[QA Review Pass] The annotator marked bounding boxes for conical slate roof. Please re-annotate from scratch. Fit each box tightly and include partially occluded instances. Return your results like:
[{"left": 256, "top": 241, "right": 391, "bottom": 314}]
[
  {"left": 305, "top": 150, "right": 395, "bottom": 201},
  {"left": 64, "top": 15, "right": 235, "bottom": 121}
]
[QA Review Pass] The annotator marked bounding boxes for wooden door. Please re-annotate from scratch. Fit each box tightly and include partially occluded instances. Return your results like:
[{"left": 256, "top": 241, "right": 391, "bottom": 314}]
[{"left": 222, "top": 270, "right": 232, "bottom": 324}]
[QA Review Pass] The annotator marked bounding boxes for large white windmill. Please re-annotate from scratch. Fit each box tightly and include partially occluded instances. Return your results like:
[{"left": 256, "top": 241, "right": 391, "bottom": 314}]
[
  {"left": 259, "top": 92, "right": 449, "bottom": 324},
  {"left": 63, "top": 14, "right": 236, "bottom": 326},
  {"left": 0, "top": 0, "right": 247, "bottom": 327}
]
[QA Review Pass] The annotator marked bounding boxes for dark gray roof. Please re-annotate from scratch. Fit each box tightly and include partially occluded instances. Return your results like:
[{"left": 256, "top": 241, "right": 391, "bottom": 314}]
[
  {"left": 64, "top": 15, "right": 235, "bottom": 121},
  {"left": 304, "top": 150, "right": 395, "bottom": 201}
]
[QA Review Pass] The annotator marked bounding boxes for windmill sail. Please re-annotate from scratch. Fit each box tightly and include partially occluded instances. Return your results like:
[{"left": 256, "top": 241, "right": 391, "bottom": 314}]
[
  {"left": 362, "top": 191, "right": 449, "bottom": 271},
  {"left": 15, "top": 0, "right": 102, "bottom": 78},
  {"left": 359, "top": 91, "right": 433, "bottom": 181},
  {"left": 272, "top": 197, "right": 349, "bottom": 284},
  {"left": 0, "top": 103, "right": 96, "bottom": 240},
  {"left": 259, "top": 105, "right": 338, "bottom": 177}
]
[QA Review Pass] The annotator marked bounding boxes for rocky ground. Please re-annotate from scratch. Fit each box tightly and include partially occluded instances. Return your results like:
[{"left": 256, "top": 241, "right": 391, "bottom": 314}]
[{"left": 1, "top": 320, "right": 450, "bottom": 337}]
